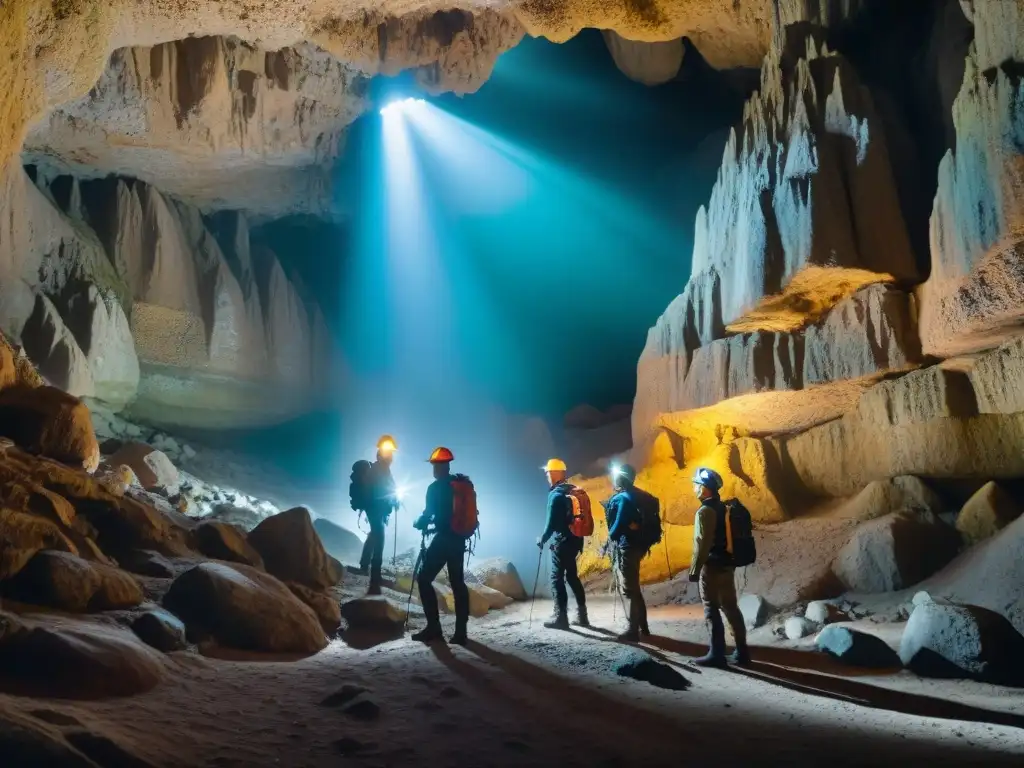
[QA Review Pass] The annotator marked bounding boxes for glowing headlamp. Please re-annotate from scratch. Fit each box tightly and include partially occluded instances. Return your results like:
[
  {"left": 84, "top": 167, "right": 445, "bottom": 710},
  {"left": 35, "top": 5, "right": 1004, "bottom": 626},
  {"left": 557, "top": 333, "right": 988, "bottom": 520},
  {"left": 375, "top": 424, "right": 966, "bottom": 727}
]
[{"left": 379, "top": 440, "right": 397, "bottom": 454}]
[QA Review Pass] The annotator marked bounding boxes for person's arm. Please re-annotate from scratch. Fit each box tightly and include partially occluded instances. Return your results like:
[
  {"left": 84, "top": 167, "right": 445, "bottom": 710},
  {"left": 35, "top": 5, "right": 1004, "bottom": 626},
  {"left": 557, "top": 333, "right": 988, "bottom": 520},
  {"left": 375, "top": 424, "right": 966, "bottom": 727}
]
[
  {"left": 606, "top": 496, "right": 628, "bottom": 540},
  {"left": 538, "top": 491, "right": 560, "bottom": 546},
  {"left": 415, "top": 482, "right": 436, "bottom": 530},
  {"left": 688, "top": 505, "right": 716, "bottom": 581}
]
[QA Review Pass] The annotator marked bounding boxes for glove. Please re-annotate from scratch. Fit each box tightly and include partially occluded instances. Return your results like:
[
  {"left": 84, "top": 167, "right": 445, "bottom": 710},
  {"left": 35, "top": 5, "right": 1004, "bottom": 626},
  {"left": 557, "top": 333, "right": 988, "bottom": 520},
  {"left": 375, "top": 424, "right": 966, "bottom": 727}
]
[
  {"left": 414, "top": 514, "right": 428, "bottom": 531},
  {"left": 688, "top": 572, "right": 699, "bottom": 583}
]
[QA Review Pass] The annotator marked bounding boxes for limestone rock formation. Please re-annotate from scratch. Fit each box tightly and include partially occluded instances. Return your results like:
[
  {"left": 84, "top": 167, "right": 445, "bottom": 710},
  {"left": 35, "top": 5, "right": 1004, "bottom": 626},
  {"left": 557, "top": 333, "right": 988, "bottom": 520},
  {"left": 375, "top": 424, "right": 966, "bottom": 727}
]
[
  {"left": 25, "top": 37, "right": 369, "bottom": 219},
  {"left": 19, "top": 293, "right": 95, "bottom": 399},
  {"left": 286, "top": 582, "right": 341, "bottom": 634},
  {"left": 163, "top": 561, "right": 327, "bottom": 654},
  {"left": 920, "top": 1, "right": 1024, "bottom": 357},
  {"left": 131, "top": 608, "right": 188, "bottom": 653},
  {"left": 193, "top": 520, "right": 265, "bottom": 569},
  {"left": 601, "top": 32, "right": 683, "bottom": 85},
  {"left": 633, "top": 30, "right": 917, "bottom": 444},
  {"left": 107, "top": 443, "right": 179, "bottom": 494},
  {"left": 469, "top": 557, "right": 527, "bottom": 601}
]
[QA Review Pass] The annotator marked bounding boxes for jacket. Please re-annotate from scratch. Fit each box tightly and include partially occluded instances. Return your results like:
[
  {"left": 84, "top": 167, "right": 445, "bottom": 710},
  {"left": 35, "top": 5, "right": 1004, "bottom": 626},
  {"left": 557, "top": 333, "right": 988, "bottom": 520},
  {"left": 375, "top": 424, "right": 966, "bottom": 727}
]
[
  {"left": 365, "top": 461, "right": 398, "bottom": 521},
  {"left": 539, "top": 482, "right": 574, "bottom": 546},
  {"left": 689, "top": 496, "right": 730, "bottom": 578},
  {"left": 605, "top": 488, "right": 642, "bottom": 549},
  {"left": 416, "top": 475, "right": 456, "bottom": 534}
]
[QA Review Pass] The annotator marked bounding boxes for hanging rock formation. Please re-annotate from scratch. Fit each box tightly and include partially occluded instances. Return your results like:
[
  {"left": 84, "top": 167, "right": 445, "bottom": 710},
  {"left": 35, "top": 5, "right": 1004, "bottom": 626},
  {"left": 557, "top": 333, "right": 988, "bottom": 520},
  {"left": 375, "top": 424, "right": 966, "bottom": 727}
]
[{"left": 25, "top": 37, "right": 370, "bottom": 219}]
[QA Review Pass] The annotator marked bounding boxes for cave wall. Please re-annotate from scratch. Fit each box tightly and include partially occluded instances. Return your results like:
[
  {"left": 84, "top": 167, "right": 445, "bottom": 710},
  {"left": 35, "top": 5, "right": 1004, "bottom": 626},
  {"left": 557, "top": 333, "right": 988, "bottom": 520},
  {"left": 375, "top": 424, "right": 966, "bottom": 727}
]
[{"left": 627, "top": 0, "right": 1024, "bottom": 543}]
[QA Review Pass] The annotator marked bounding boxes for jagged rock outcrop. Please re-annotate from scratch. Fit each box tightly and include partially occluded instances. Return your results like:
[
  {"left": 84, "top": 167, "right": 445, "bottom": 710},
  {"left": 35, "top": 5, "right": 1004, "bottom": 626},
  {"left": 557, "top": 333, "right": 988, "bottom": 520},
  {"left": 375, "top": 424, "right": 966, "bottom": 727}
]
[
  {"left": 633, "top": 29, "right": 917, "bottom": 444},
  {"left": 25, "top": 38, "right": 370, "bottom": 219},
  {"left": 1, "top": 164, "right": 331, "bottom": 428},
  {"left": 920, "top": 1, "right": 1024, "bottom": 357}
]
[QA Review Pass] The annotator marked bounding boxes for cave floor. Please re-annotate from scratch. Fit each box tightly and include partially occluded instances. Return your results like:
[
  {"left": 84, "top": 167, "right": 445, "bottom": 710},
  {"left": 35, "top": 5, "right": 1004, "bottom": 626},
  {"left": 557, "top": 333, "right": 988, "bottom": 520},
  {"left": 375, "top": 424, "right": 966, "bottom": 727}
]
[{"left": 3, "top": 595, "right": 1023, "bottom": 767}]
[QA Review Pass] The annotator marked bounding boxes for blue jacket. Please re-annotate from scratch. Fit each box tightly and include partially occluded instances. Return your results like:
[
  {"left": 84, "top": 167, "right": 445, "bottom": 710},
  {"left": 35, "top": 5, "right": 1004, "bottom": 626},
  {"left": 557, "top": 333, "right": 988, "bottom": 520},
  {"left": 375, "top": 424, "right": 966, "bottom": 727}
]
[
  {"left": 366, "top": 461, "right": 397, "bottom": 521},
  {"left": 605, "top": 488, "right": 643, "bottom": 548},
  {"left": 539, "top": 482, "right": 573, "bottom": 545},
  {"left": 416, "top": 476, "right": 455, "bottom": 533}
]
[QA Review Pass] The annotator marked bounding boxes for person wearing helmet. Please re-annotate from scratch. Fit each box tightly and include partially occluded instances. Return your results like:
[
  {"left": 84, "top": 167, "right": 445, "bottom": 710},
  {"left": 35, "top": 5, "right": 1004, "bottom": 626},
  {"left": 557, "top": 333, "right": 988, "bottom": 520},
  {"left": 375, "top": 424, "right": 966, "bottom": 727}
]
[
  {"left": 357, "top": 435, "right": 399, "bottom": 594},
  {"left": 602, "top": 463, "right": 654, "bottom": 641},
  {"left": 411, "top": 446, "right": 471, "bottom": 645},
  {"left": 689, "top": 467, "right": 749, "bottom": 667},
  {"left": 535, "top": 458, "right": 589, "bottom": 630}
]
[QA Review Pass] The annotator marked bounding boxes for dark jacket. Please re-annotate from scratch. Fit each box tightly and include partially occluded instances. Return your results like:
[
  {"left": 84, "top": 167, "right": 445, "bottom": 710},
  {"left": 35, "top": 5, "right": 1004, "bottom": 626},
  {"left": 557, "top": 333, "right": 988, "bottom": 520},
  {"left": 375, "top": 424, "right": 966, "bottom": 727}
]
[
  {"left": 416, "top": 475, "right": 456, "bottom": 534},
  {"left": 539, "top": 482, "right": 574, "bottom": 546},
  {"left": 689, "top": 496, "right": 730, "bottom": 578},
  {"left": 605, "top": 487, "right": 644, "bottom": 549},
  {"left": 366, "top": 461, "right": 397, "bottom": 521}
]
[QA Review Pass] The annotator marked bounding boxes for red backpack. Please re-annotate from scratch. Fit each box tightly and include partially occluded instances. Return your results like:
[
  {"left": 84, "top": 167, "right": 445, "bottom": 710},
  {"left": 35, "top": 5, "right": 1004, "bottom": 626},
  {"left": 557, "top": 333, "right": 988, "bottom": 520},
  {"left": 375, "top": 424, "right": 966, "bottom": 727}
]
[
  {"left": 449, "top": 474, "right": 479, "bottom": 539},
  {"left": 566, "top": 485, "right": 594, "bottom": 538}
]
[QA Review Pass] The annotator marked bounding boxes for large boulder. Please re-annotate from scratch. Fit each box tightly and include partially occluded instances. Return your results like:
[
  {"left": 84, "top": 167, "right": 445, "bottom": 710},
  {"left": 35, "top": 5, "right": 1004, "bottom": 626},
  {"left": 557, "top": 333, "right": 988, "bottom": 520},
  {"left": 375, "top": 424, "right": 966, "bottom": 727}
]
[
  {"left": 832, "top": 509, "right": 962, "bottom": 593},
  {"left": 0, "top": 386, "right": 99, "bottom": 472},
  {"left": 956, "top": 481, "right": 1022, "bottom": 546},
  {"left": 839, "top": 476, "right": 944, "bottom": 522},
  {"left": 340, "top": 596, "right": 410, "bottom": 631},
  {"left": 312, "top": 517, "right": 364, "bottom": 565},
  {"left": 131, "top": 608, "right": 187, "bottom": 652},
  {"left": 0, "top": 487, "right": 81, "bottom": 580},
  {"left": 193, "top": 520, "right": 264, "bottom": 569},
  {"left": 106, "top": 443, "right": 179, "bottom": 494},
  {"left": 164, "top": 561, "right": 326, "bottom": 654},
  {"left": 816, "top": 625, "right": 902, "bottom": 669},
  {"left": 2, "top": 551, "right": 143, "bottom": 612},
  {"left": 0, "top": 706, "right": 99, "bottom": 767},
  {"left": 469, "top": 557, "right": 527, "bottom": 601},
  {"left": 899, "top": 600, "right": 1024, "bottom": 685},
  {"left": 0, "top": 611, "right": 165, "bottom": 698},
  {"left": 473, "top": 583, "right": 514, "bottom": 610},
  {"left": 435, "top": 582, "right": 489, "bottom": 618},
  {"left": 248, "top": 507, "right": 341, "bottom": 589},
  {"left": 739, "top": 594, "right": 769, "bottom": 630},
  {"left": 287, "top": 582, "right": 341, "bottom": 634}
]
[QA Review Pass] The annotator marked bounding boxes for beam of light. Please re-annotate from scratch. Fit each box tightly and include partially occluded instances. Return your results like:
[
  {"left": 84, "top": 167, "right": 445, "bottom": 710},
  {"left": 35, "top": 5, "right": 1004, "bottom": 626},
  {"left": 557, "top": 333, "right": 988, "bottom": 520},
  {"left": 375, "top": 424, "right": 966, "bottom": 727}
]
[{"left": 379, "top": 97, "right": 425, "bottom": 117}]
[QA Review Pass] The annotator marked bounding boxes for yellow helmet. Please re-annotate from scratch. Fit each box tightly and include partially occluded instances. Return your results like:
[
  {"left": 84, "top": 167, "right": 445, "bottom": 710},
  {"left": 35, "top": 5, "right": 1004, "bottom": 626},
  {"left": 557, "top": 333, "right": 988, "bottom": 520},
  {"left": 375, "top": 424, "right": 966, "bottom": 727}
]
[
  {"left": 542, "top": 458, "right": 567, "bottom": 473},
  {"left": 377, "top": 435, "right": 397, "bottom": 454}
]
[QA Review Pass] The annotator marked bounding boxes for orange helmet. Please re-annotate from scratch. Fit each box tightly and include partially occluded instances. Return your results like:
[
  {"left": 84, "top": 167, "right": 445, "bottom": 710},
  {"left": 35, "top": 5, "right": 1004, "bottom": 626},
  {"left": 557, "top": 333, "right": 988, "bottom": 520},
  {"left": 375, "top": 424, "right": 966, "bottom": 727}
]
[{"left": 427, "top": 446, "right": 454, "bottom": 464}]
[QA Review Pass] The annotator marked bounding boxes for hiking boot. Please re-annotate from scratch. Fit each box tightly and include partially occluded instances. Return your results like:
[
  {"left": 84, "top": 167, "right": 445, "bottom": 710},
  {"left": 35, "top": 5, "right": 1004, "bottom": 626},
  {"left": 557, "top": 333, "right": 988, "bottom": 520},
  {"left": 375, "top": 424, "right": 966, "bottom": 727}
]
[
  {"left": 349, "top": 565, "right": 369, "bottom": 576},
  {"left": 366, "top": 581, "right": 382, "bottom": 596},
  {"left": 411, "top": 625, "right": 444, "bottom": 643},
  {"left": 728, "top": 648, "right": 751, "bottom": 667},
  {"left": 449, "top": 627, "right": 468, "bottom": 646},
  {"left": 571, "top": 609, "right": 590, "bottom": 628},
  {"left": 640, "top": 624, "right": 651, "bottom": 637},
  {"left": 617, "top": 628, "right": 640, "bottom": 642},
  {"left": 543, "top": 615, "right": 570, "bottom": 631},
  {"left": 693, "top": 652, "right": 728, "bottom": 669}
]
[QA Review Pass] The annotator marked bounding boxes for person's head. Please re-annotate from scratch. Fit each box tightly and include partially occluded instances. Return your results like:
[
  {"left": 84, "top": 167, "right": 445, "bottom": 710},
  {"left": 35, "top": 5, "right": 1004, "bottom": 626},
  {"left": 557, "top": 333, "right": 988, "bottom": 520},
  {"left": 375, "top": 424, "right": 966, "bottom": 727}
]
[
  {"left": 611, "top": 463, "right": 636, "bottom": 491},
  {"left": 428, "top": 446, "right": 454, "bottom": 479},
  {"left": 542, "top": 458, "right": 567, "bottom": 487},
  {"left": 692, "top": 467, "right": 723, "bottom": 501},
  {"left": 376, "top": 435, "right": 397, "bottom": 466}
]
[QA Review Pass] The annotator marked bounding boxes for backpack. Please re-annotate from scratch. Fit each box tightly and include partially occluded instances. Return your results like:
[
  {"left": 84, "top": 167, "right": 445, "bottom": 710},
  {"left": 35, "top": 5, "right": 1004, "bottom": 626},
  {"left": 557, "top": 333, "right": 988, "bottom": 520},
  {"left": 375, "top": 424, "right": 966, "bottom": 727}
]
[
  {"left": 723, "top": 498, "right": 756, "bottom": 567},
  {"left": 449, "top": 474, "right": 479, "bottom": 539},
  {"left": 349, "top": 460, "right": 372, "bottom": 511},
  {"left": 637, "top": 490, "right": 662, "bottom": 554},
  {"left": 565, "top": 485, "right": 594, "bottom": 538}
]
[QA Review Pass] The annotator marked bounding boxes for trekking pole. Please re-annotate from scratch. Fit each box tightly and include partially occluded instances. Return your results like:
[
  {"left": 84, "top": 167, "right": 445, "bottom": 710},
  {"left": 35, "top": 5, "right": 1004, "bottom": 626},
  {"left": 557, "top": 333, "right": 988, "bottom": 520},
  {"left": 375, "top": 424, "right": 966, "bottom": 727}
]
[
  {"left": 664, "top": 526, "right": 674, "bottom": 581},
  {"left": 527, "top": 546, "right": 543, "bottom": 630},
  {"left": 404, "top": 533, "right": 426, "bottom": 632}
]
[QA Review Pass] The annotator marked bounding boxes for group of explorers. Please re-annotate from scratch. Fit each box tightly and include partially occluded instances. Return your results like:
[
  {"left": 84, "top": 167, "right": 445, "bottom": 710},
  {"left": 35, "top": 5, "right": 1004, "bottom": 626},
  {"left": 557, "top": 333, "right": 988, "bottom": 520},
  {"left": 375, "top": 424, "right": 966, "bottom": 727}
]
[{"left": 349, "top": 434, "right": 754, "bottom": 667}]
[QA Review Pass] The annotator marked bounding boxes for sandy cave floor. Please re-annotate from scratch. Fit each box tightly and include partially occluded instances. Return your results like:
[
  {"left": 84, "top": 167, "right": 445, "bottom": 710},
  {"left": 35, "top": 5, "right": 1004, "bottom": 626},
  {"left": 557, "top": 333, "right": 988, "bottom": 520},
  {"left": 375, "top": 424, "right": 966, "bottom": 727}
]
[{"left": 3, "top": 584, "right": 1024, "bottom": 768}]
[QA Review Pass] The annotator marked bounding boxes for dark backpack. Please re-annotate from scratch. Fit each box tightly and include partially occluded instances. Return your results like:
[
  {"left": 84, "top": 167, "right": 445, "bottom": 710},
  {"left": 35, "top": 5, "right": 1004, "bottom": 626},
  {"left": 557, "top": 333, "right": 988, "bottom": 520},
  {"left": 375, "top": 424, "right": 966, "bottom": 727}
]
[
  {"left": 349, "top": 460, "right": 372, "bottom": 512},
  {"left": 636, "top": 490, "right": 662, "bottom": 554},
  {"left": 723, "top": 498, "right": 756, "bottom": 567}
]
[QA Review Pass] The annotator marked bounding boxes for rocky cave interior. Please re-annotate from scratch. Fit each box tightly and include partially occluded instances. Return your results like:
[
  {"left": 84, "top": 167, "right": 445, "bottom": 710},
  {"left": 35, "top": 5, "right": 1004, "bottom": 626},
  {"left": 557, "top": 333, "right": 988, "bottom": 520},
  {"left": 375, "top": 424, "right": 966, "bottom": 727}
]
[{"left": 2, "top": 0, "right": 1024, "bottom": 765}]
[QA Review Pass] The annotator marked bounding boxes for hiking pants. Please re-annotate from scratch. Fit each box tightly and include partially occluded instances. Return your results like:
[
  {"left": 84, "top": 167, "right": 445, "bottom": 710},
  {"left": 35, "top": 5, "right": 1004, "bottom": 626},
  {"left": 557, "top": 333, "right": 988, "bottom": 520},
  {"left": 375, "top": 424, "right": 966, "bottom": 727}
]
[
  {"left": 614, "top": 546, "right": 647, "bottom": 632},
  {"left": 549, "top": 535, "right": 586, "bottom": 618},
  {"left": 700, "top": 563, "right": 747, "bottom": 655},
  {"left": 359, "top": 511, "right": 387, "bottom": 582},
  {"left": 417, "top": 534, "right": 469, "bottom": 630}
]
